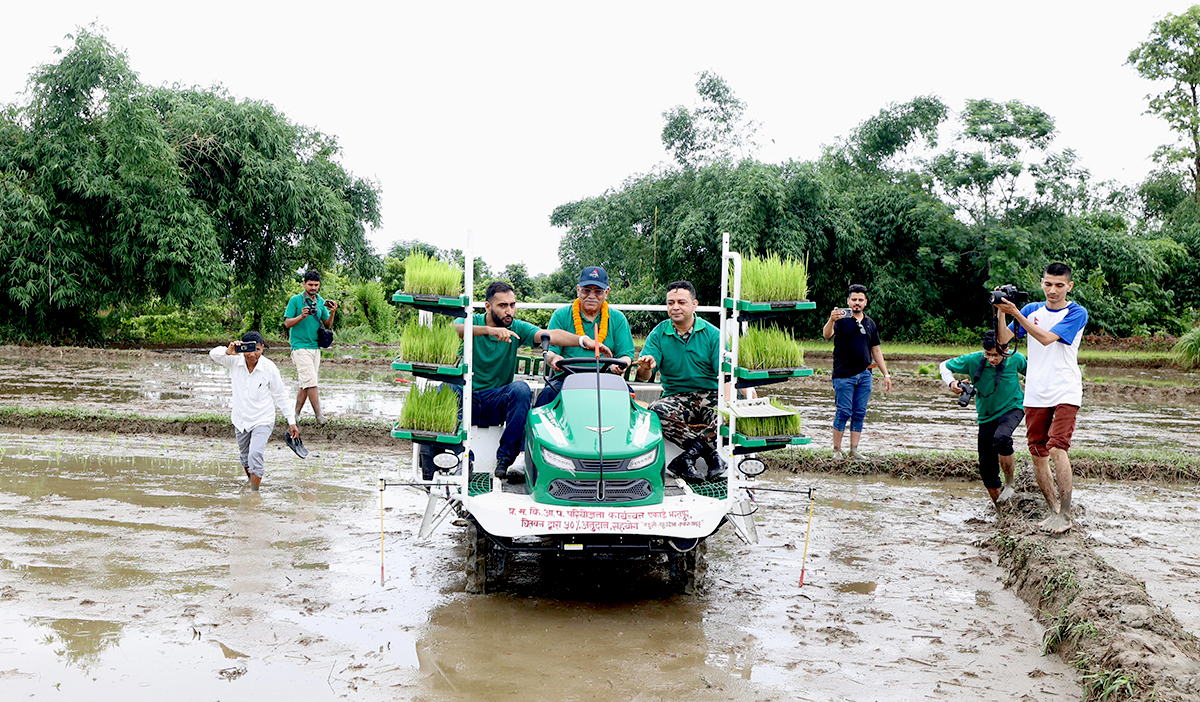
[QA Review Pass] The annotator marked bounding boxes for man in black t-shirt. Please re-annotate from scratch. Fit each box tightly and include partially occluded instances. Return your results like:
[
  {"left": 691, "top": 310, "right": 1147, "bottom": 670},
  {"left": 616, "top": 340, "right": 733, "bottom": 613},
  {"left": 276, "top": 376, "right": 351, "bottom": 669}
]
[{"left": 821, "top": 284, "right": 892, "bottom": 460}]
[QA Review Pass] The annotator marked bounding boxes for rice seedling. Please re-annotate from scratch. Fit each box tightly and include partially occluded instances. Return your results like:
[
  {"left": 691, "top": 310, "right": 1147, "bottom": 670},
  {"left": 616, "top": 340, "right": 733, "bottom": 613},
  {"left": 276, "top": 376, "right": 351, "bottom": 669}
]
[
  {"left": 399, "top": 319, "right": 461, "bottom": 365},
  {"left": 401, "top": 253, "right": 463, "bottom": 296},
  {"left": 728, "top": 398, "right": 801, "bottom": 437},
  {"left": 398, "top": 383, "right": 460, "bottom": 433},
  {"left": 739, "top": 325, "right": 803, "bottom": 369},
  {"left": 739, "top": 252, "right": 808, "bottom": 302},
  {"left": 1172, "top": 325, "right": 1200, "bottom": 369}
]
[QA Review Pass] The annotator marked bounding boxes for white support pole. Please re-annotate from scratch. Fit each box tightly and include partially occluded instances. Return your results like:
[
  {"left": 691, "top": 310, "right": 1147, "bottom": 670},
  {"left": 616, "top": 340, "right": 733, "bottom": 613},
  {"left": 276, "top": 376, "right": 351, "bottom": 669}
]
[{"left": 461, "top": 230, "right": 474, "bottom": 500}]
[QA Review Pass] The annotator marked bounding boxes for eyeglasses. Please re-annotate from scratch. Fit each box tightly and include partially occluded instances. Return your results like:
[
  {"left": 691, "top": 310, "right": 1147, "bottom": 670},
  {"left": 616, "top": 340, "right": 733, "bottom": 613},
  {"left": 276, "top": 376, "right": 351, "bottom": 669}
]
[
  {"left": 579, "top": 287, "right": 606, "bottom": 298},
  {"left": 855, "top": 319, "right": 865, "bottom": 335}
]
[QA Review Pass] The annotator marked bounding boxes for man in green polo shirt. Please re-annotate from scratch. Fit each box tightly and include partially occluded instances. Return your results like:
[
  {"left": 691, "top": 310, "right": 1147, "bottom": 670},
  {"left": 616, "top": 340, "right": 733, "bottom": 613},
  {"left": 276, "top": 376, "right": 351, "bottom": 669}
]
[
  {"left": 635, "top": 280, "right": 721, "bottom": 483},
  {"left": 535, "top": 266, "right": 636, "bottom": 409},
  {"left": 938, "top": 331, "right": 1027, "bottom": 511},
  {"left": 456, "top": 280, "right": 608, "bottom": 482}
]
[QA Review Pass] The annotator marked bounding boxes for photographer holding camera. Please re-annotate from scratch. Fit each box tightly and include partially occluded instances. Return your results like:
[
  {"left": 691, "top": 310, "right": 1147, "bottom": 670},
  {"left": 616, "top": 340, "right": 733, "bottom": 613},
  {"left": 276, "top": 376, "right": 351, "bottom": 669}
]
[
  {"left": 208, "top": 332, "right": 299, "bottom": 490},
  {"left": 822, "top": 283, "right": 891, "bottom": 460},
  {"left": 284, "top": 270, "right": 338, "bottom": 424},
  {"left": 995, "top": 262, "right": 1088, "bottom": 534},
  {"left": 939, "top": 332, "right": 1026, "bottom": 511}
]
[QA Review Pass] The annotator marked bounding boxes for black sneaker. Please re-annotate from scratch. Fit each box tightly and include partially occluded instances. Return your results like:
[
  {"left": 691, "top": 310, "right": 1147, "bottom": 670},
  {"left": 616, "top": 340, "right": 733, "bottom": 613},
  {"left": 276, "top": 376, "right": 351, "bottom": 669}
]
[
  {"left": 494, "top": 456, "right": 514, "bottom": 479},
  {"left": 505, "top": 463, "right": 526, "bottom": 484}
]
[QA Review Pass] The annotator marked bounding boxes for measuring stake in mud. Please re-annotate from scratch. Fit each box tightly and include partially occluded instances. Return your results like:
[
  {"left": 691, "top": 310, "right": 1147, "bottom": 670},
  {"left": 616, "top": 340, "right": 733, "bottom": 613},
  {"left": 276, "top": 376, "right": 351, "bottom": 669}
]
[{"left": 799, "top": 487, "right": 815, "bottom": 587}]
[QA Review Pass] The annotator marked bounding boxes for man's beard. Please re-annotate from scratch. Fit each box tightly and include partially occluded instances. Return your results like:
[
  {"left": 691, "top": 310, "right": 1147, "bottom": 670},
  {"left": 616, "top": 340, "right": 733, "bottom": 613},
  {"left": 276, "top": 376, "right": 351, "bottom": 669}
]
[{"left": 491, "top": 310, "right": 513, "bottom": 327}]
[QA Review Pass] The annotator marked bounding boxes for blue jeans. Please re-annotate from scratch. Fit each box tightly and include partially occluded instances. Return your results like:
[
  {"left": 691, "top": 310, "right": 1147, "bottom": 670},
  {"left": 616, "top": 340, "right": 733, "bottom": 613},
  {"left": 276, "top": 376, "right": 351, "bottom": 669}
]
[
  {"left": 451, "top": 381, "right": 531, "bottom": 465},
  {"left": 832, "top": 369, "right": 873, "bottom": 433}
]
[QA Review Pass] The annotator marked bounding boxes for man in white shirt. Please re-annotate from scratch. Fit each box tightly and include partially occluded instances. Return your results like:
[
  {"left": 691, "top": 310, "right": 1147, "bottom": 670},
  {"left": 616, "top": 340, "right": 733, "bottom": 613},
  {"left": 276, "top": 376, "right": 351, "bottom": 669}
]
[
  {"left": 209, "top": 332, "right": 300, "bottom": 489},
  {"left": 995, "top": 263, "right": 1088, "bottom": 534}
]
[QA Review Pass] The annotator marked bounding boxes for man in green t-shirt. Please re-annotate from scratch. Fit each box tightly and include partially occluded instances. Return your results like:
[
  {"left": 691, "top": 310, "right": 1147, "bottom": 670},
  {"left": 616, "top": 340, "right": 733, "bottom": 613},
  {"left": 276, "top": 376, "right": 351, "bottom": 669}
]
[
  {"left": 455, "top": 281, "right": 608, "bottom": 482},
  {"left": 283, "top": 270, "right": 339, "bottom": 424},
  {"left": 939, "top": 332, "right": 1027, "bottom": 510},
  {"left": 634, "top": 280, "right": 721, "bottom": 483},
  {"left": 535, "top": 266, "right": 636, "bottom": 409}
]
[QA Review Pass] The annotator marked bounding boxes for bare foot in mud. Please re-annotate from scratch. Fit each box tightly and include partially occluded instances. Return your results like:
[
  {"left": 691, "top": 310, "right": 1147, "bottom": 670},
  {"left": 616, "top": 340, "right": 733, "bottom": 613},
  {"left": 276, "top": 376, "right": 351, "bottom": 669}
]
[
  {"left": 1038, "top": 513, "right": 1055, "bottom": 530},
  {"left": 997, "top": 485, "right": 1015, "bottom": 504},
  {"left": 1044, "top": 510, "right": 1071, "bottom": 534}
]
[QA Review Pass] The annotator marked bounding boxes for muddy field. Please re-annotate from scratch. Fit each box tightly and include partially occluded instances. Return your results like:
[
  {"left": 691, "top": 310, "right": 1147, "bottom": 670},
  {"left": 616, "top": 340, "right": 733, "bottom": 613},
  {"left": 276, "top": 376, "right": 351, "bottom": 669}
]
[{"left": 0, "top": 346, "right": 1198, "bottom": 700}]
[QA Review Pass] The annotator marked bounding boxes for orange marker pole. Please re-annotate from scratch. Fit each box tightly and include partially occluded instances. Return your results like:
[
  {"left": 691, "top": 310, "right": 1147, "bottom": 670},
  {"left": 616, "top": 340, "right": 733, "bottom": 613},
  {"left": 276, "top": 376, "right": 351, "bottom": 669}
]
[{"left": 799, "top": 488, "right": 815, "bottom": 587}]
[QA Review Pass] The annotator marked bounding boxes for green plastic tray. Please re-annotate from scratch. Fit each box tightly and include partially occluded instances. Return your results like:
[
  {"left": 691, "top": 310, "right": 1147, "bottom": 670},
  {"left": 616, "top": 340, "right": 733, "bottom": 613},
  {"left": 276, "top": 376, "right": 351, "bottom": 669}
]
[
  {"left": 392, "top": 292, "right": 469, "bottom": 308},
  {"left": 722, "top": 298, "right": 816, "bottom": 313},
  {"left": 392, "top": 360, "right": 467, "bottom": 376},
  {"left": 721, "top": 363, "right": 813, "bottom": 380},
  {"left": 720, "top": 425, "right": 811, "bottom": 448},
  {"left": 391, "top": 424, "right": 467, "bottom": 444}
]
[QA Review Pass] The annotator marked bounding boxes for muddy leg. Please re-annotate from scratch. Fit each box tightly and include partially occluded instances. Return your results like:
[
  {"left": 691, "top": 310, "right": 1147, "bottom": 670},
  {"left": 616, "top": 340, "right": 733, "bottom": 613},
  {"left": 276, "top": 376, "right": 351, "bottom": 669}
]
[
  {"left": 986, "top": 486, "right": 1002, "bottom": 515},
  {"left": 295, "top": 387, "right": 309, "bottom": 418},
  {"left": 309, "top": 387, "right": 324, "bottom": 423},
  {"left": 1046, "top": 448, "right": 1073, "bottom": 533},
  {"left": 997, "top": 454, "right": 1016, "bottom": 504},
  {"left": 1032, "top": 454, "right": 1059, "bottom": 529}
]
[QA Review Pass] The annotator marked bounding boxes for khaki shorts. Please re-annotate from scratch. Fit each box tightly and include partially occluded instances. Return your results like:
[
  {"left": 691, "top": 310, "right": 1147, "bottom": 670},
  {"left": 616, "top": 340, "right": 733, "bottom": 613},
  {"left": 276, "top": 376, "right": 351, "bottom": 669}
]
[{"left": 291, "top": 348, "right": 321, "bottom": 389}]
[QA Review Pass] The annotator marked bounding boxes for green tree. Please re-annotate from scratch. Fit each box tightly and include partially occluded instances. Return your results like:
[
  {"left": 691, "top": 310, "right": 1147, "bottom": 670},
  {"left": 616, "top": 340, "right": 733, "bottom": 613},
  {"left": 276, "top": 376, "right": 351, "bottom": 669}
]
[
  {"left": 0, "top": 29, "right": 224, "bottom": 338},
  {"left": 0, "top": 28, "right": 381, "bottom": 339},
  {"left": 661, "top": 71, "right": 760, "bottom": 169},
  {"left": 1129, "top": 6, "right": 1200, "bottom": 199},
  {"left": 925, "top": 99, "right": 1056, "bottom": 225},
  {"left": 499, "top": 263, "right": 536, "bottom": 300}
]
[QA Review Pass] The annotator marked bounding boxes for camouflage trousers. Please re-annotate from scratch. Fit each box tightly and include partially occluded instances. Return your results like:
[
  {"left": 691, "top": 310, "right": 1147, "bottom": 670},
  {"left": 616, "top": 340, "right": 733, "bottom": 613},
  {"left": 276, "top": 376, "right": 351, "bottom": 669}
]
[{"left": 649, "top": 390, "right": 717, "bottom": 448}]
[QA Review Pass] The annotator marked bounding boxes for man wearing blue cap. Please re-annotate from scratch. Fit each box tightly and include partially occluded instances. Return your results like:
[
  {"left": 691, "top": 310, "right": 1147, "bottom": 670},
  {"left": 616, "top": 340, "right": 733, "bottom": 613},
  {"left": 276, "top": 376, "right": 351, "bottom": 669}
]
[{"left": 536, "top": 266, "right": 636, "bottom": 409}]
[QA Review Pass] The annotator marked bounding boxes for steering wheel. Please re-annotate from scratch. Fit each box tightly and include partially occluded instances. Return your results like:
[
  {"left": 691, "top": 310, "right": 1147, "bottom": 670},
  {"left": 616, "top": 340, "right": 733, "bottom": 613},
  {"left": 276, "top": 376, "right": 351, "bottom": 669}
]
[{"left": 554, "top": 356, "right": 629, "bottom": 375}]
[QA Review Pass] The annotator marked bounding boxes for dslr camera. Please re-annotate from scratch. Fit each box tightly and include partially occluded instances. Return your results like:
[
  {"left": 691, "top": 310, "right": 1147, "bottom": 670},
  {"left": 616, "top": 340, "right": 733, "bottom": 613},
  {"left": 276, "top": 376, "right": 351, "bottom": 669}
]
[
  {"left": 956, "top": 380, "right": 977, "bottom": 407},
  {"left": 988, "top": 284, "right": 1028, "bottom": 307},
  {"left": 305, "top": 303, "right": 319, "bottom": 317}
]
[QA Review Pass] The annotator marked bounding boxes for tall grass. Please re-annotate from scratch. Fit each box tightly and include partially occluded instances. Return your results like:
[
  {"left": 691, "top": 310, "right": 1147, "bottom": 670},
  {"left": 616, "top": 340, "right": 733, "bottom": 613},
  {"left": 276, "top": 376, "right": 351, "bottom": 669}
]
[
  {"left": 1172, "top": 325, "right": 1200, "bottom": 369},
  {"left": 729, "top": 398, "right": 801, "bottom": 437},
  {"left": 399, "top": 319, "right": 461, "bottom": 365},
  {"left": 740, "top": 253, "right": 808, "bottom": 302},
  {"left": 739, "top": 325, "right": 803, "bottom": 369},
  {"left": 402, "top": 253, "right": 463, "bottom": 296},
  {"left": 398, "top": 384, "right": 460, "bottom": 433}
]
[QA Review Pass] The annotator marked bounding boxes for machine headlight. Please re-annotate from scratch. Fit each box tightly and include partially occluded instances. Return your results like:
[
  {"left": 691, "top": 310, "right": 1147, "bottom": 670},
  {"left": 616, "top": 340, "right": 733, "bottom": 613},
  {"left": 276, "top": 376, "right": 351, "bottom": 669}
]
[
  {"left": 540, "top": 447, "right": 576, "bottom": 471},
  {"left": 628, "top": 448, "right": 658, "bottom": 470}
]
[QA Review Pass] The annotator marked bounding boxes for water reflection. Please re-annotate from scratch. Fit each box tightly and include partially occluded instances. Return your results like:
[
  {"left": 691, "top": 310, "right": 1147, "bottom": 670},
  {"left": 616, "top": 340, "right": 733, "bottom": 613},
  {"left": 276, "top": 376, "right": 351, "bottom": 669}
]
[{"left": 33, "top": 617, "right": 125, "bottom": 671}]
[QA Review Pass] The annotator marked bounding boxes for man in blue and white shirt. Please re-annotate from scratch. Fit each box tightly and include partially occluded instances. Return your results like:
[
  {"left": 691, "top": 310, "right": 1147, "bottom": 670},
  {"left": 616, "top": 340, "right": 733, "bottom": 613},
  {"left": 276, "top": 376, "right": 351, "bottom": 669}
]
[
  {"left": 209, "top": 332, "right": 300, "bottom": 489},
  {"left": 995, "top": 262, "right": 1088, "bottom": 534}
]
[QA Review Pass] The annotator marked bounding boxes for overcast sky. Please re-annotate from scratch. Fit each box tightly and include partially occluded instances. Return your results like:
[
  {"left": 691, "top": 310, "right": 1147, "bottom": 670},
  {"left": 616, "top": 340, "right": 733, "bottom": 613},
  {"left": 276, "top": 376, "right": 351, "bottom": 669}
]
[{"left": 1, "top": 1, "right": 1189, "bottom": 275}]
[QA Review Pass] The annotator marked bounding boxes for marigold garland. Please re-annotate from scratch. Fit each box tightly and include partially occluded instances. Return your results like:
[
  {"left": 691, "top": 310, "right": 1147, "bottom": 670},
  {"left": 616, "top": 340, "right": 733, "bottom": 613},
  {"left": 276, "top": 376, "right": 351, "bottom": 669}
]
[{"left": 572, "top": 299, "right": 608, "bottom": 345}]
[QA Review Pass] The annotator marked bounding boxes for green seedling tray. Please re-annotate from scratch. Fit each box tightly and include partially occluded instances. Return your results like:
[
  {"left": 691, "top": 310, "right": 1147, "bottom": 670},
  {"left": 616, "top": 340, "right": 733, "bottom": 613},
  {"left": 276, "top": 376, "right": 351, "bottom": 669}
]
[
  {"left": 722, "top": 298, "right": 816, "bottom": 313},
  {"left": 720, "top": 425, "right": 810, "bottom": 448},
  {"left": 392, "top": 359, "right": 467, "bottom": 376},
  {"left": 391, "top": 424, "right": 467, "bottom": 444},
  {"left": 392, "top": 292, "right": 470, "bottom": 307},
  {"left": 721, "top": 363, "right": 813, "bottom": 380}
]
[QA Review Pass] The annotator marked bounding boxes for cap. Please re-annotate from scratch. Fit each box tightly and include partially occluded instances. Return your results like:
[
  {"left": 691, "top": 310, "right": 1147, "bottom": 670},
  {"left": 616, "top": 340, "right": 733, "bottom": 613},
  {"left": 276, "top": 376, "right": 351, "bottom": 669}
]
[
  {"left": 578, "top": 266, "right": 609, "bottom": 289},
  {"left": 241, "top": 331, "right": 267, "bottom": 347}
]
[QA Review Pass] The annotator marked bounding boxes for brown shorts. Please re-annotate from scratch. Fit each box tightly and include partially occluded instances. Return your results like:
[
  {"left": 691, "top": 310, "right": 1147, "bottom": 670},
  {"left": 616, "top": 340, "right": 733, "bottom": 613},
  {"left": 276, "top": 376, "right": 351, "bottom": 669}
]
[{"left": 1024, "top": 404, "right": 1079, "bottom": 457}]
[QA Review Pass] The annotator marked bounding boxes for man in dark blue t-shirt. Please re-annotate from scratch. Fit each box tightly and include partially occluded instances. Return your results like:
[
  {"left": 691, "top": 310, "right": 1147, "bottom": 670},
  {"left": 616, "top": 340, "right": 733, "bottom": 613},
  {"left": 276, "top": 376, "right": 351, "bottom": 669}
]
[{"left": 821, "top": 284, "right": 892, "bottom": 460}]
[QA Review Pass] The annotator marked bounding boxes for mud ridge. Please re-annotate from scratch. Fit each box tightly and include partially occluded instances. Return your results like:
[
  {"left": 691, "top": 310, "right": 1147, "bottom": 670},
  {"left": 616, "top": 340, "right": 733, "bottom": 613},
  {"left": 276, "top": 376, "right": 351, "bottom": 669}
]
[
  {"left": 0, "top": 407, "right": 398, "bottom": 447},
  {"left": 771, "top": 452, "right": 1200, "bottom": 483},
  {"left": 992, "top": 514, "right": 1200, "bottom": 701}
]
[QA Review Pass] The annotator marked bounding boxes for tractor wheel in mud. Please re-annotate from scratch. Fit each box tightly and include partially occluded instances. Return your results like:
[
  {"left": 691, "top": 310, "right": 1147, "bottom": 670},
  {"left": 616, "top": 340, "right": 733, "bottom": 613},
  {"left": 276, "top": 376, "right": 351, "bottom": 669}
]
[
  {"left": 465, "top": 522, "right": 504, "bottom": 594},
  {"left": 668, "top": 539, "right": 708, "bottom": 595}
]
